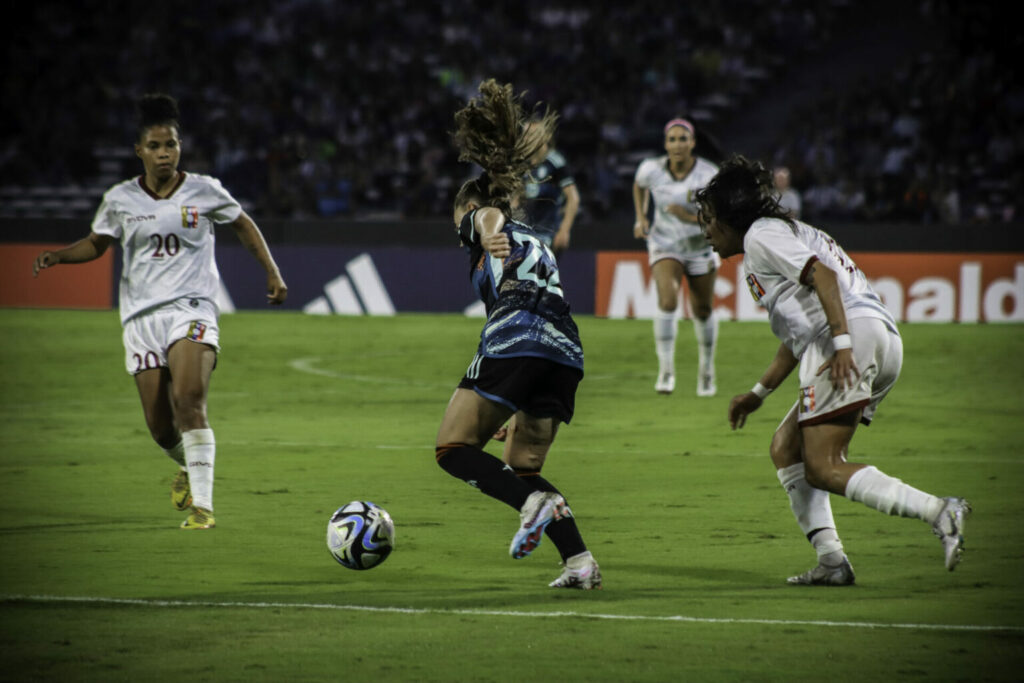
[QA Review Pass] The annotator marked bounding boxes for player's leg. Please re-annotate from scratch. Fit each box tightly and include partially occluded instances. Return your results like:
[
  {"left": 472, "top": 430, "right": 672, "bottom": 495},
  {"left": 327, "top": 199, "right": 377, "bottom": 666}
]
[
  {"left": 435, "top": 387, "right": 534, "bottom": 511},
  {"left": 771, "top": 404, "right": 853, "bottom": 585},
  {"left": 651, "top": 258, "right": 684, "bottom": 394},
  {"left": 134, "top": 366, "right": 191, "bottom": 510},
  {"left": 685, "top": 266, "right": 719, "bottom": 397},
  {"left": 167, "top": 338, "right": 217, "bottom": 528}
]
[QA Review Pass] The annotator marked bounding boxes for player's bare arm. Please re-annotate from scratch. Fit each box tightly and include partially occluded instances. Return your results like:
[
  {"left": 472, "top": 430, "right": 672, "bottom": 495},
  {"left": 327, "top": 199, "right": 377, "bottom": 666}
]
[
  {"left": 32, "top": 232, "right": 114, "bottom": 276},
  {"left": 632, "top": 183, "right": 650, "bottom": 238},
  {"left": 665, "top": 204, "right": 699, "bottom": 223},
  {"left": 476, "top": 207, "right": 511, "bottom": 258},
  {"left": 804, "top": 261, "right": 859, "bottom": 390},
  {"left": 229, "top": 211, "right": 288, "bottom": 304},
  {"left": 729, "top": 343, "right": 799, "bottom": 430},
  {"left": 554, "top": 183, "right": 580, "bottom": 251}
]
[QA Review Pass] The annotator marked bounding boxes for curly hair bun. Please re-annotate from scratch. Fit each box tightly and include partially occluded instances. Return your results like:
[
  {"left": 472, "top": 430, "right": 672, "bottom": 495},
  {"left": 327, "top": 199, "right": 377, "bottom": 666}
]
[{"left": 136, "top": 93, "right": 180, "bottom": 132}]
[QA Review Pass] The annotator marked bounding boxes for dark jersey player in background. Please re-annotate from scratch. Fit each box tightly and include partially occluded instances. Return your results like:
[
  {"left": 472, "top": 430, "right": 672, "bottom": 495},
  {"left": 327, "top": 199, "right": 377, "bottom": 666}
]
[
  {"left": 520, "top": 123, "right": 580, "bottom": 257},
  {"left": 434, "top": 79, "right": 601, "bottom": 590}
]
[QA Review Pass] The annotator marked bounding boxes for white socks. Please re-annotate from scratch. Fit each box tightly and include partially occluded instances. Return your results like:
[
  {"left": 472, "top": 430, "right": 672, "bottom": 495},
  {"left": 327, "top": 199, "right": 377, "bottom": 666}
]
[
  {"left": 182, "top": 428, "right": 216, "bottom": 512},
  {"left": 163, "top": 440, "right": 186, "bottom": 467},
  {"left": 653, "top": 310, "right": 677, "bottom": 374},
  {"left": 777, "top": 463, "right": 844, "bottom": 560},
  {"left": 845, "top": 465, "right": 945, "bottom": 524},
  {"left": 692, "top": 312, "right": 718, "bottom": 368}
]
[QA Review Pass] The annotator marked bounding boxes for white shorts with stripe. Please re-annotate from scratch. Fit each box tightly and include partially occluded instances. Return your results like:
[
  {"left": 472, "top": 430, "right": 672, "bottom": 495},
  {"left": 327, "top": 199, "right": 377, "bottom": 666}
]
[
  {"left": 122, "top": 298, "right": 220, "bottom": 375},
  {"left": 795, "top": 316, "right": 902, "bottom": 426}
]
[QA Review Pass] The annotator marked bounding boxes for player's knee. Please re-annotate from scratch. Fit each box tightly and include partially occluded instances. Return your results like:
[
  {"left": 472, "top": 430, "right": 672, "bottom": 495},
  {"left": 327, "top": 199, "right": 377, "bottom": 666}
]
[
  {"left": 769, "top": 432, "right": 799, "bottom": 469},
  {"left": 692, "top": 302, "right": 712, "bottom": 320},
  {"left": 802, "top": 461, "right": 835, "bottom": 490}
]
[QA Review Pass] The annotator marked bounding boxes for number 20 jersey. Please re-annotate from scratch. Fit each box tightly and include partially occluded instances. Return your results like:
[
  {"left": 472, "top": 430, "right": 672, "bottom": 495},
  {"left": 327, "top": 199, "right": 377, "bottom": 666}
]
[
  {"left": 459, "top": 210, "right": 583, "bottom": 371},
  {"left": 92, "top": 172, "right": 243, "bottom": 324}
]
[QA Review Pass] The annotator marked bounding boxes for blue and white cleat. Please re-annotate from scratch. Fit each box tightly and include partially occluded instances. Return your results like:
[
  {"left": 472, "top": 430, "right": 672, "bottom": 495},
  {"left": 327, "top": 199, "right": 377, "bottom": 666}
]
[
  {"left": 510, "top": 491, "right": 568, "bottom": 559},
  {"left": 932, "top": 497, "right": 971, "bottom": 571}
]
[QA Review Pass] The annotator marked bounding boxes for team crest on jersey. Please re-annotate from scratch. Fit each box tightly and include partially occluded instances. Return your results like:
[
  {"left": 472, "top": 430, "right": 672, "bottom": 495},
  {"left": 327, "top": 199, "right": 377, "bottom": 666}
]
[
  {"left": 186, "top": 321, "right": 207, "bottom": 341},
  {"left": 799, "top": 385, "right": 816, "bottom": 414},
  {"left": 745, "top": 273, "right": 766, "bottom": 302},
  {"left": 181, "top": 206, "right": 200, "bottom": 229}
]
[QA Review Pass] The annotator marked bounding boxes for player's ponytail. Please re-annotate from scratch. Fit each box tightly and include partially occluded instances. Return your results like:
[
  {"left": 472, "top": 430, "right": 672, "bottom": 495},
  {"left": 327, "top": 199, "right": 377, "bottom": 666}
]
[
  {"left": 136, "top": 93, "right": 181, "bottom": 141},
  {"left": 452, "top": 79, "right": 556, "bottom": 214}
]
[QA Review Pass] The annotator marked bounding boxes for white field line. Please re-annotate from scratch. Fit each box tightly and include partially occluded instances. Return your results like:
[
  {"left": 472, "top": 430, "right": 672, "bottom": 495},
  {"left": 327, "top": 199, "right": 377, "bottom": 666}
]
[{"left": 3, "top": 594, "right": 1021, "bottom": 634}]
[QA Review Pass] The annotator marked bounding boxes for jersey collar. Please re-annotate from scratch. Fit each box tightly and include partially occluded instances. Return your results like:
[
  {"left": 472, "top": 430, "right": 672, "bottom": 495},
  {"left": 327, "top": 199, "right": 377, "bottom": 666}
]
[{"left": 138, "top": 171, "right": 186, "bottom": 200}]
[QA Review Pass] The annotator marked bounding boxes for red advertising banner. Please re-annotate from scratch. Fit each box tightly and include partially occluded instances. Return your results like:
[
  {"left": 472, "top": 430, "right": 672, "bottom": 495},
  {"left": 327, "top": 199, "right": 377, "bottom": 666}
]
[
  {"left": 0, "top": 244, "right": 114, "bottom": 309},
  {"left": 595, "top": 251, "right": 1024, "bottom": 323}
]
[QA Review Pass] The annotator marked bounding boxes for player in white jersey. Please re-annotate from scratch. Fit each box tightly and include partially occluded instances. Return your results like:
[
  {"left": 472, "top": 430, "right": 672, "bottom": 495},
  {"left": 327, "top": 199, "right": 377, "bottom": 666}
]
[
  {"left": 32, "top": 94, "right": 287, "bottom": 530},
  {"left": 696, "top": 156, "right": 970, "bottom": 584},
  {"left": 633, "top": 118, "right": 720, "bottom": 396}
]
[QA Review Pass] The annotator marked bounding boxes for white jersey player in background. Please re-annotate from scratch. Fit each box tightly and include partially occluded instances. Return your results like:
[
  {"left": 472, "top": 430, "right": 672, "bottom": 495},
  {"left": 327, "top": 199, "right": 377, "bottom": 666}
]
[
  {"left": 32, "top": 94, "right": 287, "bottom": 530},
  {"left": 696, "top": 155, "right": 969, "bottom": 585},
  {"left": 633, "top": 118, "right": 720, "bottom": 396}
]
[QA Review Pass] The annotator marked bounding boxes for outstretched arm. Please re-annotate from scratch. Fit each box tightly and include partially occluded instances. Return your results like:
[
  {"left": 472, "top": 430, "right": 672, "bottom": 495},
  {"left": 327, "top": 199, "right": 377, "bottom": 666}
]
[
  {"left": 552, "top": 183, "right": 580, "bottom": 252},
  {"left": 229, "top": 211, "right": 288, "bottom": 305},
  {"left": 33, "top": 232, "right": 115, "bottom": 276},
  {"left": 728, "top": 342, "right": 799, "bottom": 430}
]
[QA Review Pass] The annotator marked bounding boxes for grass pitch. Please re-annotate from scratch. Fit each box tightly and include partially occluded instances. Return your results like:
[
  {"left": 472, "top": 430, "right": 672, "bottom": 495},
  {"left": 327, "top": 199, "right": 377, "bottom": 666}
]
[{"left": 1, "top": 309, "right": 1022, "bottom": 682}]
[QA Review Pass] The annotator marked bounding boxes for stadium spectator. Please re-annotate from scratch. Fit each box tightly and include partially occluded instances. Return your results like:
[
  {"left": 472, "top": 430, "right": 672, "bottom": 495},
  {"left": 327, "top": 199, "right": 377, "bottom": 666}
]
[
  {"left": 31, "top": 94, "right": 288, "bottom": 530},
  {"left": 633, "top": 118, "right": 720, "bottom": 396},
  {"left": 435, "top": 80, "right": 601, "bottom": 590},
  {"left": 773, "top": 166, "right": 802, "bottom": 218},
  {"left": 697, "top": 155, "right": 970, "bottom": 585}
]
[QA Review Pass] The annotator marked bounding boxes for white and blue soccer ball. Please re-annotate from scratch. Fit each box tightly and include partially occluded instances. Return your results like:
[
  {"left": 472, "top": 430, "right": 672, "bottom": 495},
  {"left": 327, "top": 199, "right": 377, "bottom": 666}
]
[{"left": 326, "top": 501, "right": 395, "bottom": 570}]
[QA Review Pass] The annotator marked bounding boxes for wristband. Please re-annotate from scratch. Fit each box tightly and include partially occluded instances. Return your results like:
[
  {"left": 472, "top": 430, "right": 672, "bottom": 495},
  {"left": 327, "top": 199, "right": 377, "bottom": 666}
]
[
  {"left": 751, "top": 382, "right": 772, "bottom": 399},
  {"left": 832, "top": 334, "right": 852, "bottom": 351}
]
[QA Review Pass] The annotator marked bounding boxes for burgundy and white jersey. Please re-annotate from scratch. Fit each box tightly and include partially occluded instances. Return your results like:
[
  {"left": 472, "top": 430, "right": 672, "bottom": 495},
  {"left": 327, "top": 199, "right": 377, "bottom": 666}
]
[
  {"left": 92, "top": 172, "right": 242, "bottom": 324},
  {"left": 635, "top": 155, "right": 718, "bottom": 252},
  {"left": 741, "top": 217, "right": 897, "bottom": 357}
]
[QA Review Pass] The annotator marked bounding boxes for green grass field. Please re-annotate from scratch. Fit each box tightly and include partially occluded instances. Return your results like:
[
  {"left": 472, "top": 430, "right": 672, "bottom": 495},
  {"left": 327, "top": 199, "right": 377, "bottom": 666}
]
[{"left": 1, "top": 309, "right": 1022, "bottom": 682}]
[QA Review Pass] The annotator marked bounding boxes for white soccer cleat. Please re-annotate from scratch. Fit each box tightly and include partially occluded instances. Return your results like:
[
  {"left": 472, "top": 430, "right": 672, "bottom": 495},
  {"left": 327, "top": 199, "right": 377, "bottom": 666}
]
[
  {"left": 550, "top": 552, "right": 603, "bottom": 590},
  {"left": 696, "top": 362, "right": 717, "bottom": 397},
  {"left": 510, "top": 491, "right": 568, "bottom": 559},
  {"left": 932, "top": 497, "right": 971, "bottom": 571},
  {"left": 655, "top": 372, "right": 676, "bottom": 394},
  {"left": 786, "top": 555, "right": 856, "bottom": 586}
]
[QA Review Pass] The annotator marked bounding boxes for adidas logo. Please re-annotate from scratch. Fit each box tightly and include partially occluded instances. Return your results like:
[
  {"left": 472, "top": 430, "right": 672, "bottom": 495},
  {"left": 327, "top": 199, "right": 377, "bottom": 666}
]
[{"left": 304, "top": 254, "right": 395, "bottom": 315}]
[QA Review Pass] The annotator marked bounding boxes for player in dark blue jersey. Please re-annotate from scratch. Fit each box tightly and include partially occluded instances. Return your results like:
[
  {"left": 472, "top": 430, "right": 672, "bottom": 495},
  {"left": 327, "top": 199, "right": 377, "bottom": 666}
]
[
  {"left": 434, "top": 79, "right": 601, "bottom": 590},
  {"left": 520, "top": 124, "right": 580, "bottom": 257}
]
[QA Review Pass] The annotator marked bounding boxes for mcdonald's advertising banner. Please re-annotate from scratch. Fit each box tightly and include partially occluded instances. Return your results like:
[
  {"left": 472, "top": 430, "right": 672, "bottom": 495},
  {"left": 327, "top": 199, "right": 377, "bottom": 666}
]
[{"left": 3, "top": 243, "right": 1022, "bottom": 323}]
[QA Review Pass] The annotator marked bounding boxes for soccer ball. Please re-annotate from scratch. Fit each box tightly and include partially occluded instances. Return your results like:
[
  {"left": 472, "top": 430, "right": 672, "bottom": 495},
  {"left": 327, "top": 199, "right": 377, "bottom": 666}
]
[{"left": 326, "top": 501, "right": 395, "bottom": 570}]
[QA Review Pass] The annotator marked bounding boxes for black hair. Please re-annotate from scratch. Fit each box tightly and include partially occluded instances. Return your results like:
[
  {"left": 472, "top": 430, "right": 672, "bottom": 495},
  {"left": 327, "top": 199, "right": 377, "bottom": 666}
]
[
  {"left": 452, "top": 79, "right": 556, "bottom": 215},
  {"left": 136, "top": 93, "right": 181, "bottom": 141},
  {"left": 695, "top": 155, "right": 796, "bottom": 235}
]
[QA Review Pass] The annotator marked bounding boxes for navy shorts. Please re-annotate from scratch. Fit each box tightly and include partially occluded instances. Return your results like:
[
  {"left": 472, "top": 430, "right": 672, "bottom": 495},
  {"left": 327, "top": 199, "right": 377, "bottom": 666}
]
[{"left": 458, "top": 355, "right": 583, "bottom": 424}]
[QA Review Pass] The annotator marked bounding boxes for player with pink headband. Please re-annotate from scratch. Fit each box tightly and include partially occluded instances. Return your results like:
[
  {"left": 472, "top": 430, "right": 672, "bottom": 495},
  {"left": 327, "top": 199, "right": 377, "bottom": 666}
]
[{"left": 633, "top": 117, "right": 721, "bottom": 396}]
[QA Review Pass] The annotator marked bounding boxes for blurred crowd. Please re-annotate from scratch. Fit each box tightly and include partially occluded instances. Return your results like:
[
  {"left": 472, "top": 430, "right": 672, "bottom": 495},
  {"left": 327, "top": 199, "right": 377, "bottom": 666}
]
[{"left": 2, "top": 0, "right": 1017, "bottom": 226}]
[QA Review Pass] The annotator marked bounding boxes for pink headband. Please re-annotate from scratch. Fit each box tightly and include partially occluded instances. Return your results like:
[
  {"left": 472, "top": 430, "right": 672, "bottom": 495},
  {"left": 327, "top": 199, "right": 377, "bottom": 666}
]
[{"left": 664, "top": 118, "right": 694, "bottom": 134}]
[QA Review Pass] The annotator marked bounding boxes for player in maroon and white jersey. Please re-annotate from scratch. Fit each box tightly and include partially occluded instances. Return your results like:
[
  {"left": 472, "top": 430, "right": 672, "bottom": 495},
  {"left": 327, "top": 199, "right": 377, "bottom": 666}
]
[
  {"left": 32, "top": 94, "right": 287, "bottom": 530},
  {"left": 697, "top": 155, "right": 970, "bottom": 584}
]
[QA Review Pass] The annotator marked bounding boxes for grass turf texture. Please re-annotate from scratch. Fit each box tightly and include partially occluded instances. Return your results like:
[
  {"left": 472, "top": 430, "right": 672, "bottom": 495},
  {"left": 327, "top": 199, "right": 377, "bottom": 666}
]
[{"left": 1, "top": 309, "right": 1022, "bottom": 682}]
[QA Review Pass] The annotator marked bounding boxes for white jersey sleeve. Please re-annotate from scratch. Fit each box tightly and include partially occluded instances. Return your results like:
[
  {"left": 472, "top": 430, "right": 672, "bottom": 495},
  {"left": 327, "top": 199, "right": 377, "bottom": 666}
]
[
  {"left": 634, "top": 157, "right": 661, "bottom": 190},
  {"left": 743, "top": 218, "right": 897, "bottom": 357}
]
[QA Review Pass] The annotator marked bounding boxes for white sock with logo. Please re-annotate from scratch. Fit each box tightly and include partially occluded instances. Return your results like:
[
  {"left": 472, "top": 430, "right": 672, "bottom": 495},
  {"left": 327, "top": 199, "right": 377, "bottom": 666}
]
[
  {"left": 845, "top": 465, "right": 944, "bottom": 523},
  {"left": 163, "top": 439, "right": 186, "bottom": 467},
  {"left": 692, "top": 312, "right": 719, "bottom": 368},
  {"left": 182, "top": 428, "right": 215, "bottom": 512},
  {"left": 653, "top": 310, "right": 677, "bottom": 374},
  {"left": 777, "top": 463, "right": 844, "bottom": 562}
]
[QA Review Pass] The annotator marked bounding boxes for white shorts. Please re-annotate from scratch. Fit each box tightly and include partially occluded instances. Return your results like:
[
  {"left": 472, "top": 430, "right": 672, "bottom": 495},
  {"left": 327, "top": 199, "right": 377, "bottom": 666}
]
[
  {"left": 122, "top": 298, "right": 220, "bottom": 375},
  {"left": 647, "top": 227, "right": 719, "bottom": 275},
  {"left": 795, "top": 316, "right": 902, "bottom": 426}
]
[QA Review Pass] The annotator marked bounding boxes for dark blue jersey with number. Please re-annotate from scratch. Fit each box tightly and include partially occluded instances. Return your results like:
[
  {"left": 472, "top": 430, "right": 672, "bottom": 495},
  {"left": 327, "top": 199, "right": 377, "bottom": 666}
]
[
  {"left": 458, "top": 210, "right": 583, "bottom": 370},
  {"left": 522, "top": 149, "right": 575, "bottom": 243}
]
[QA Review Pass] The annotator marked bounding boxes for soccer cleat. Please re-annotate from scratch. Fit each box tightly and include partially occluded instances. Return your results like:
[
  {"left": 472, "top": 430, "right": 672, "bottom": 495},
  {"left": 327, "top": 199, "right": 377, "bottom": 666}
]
[
  {"left": 655, "top": 372, "right": 676, "bottom": 394},
  {"left": 510, "top": 491, "right": 568, "bottom": 559},
  {"left": 786, "top": 555, "right": 856, "bottom": 586},
  {"left": 932, "top": 497, "right": 971, "bottom": 571},
  {"left": 550, "top": 553, "right": 603, "bottom": 590},
  {"left": 171, "top": 469, "right": 192, "bottom": 511},
  {"left": 180, "top": 507, "right": 215, "bottom": 530},
  {"left": 697, "top": 362, "right": 717, "bottom": 397}
]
